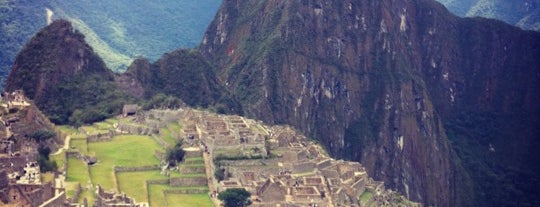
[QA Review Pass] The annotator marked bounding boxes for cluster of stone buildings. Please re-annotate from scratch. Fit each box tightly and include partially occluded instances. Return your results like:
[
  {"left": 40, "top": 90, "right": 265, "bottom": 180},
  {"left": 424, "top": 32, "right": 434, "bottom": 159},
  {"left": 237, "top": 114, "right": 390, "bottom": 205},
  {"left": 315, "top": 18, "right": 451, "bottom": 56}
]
[
  {"left": 172, "top": 108, "right": 419, "bottom": 207},
  {"left": 0, "top": 97, "right": 420, "bottom": 207}
]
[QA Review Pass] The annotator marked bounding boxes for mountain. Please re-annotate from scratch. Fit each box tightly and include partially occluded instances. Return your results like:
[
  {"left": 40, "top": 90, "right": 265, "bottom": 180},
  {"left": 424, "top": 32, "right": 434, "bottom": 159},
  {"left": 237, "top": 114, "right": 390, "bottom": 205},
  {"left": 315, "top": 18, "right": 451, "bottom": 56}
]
[
  {"left": 4, "top": 0, "right": 540, "bottom": 206},
  {"left": 436, "top": 0, "right": 540, "bottom": 31},
  {"left": 5, "top": 20, "right": 132, "bottom": 126},
  {"left": 116, "top": 50, "right": 241, "bottom": 113},
  {"left": 0, "top": 0, "right": 222, "bottom": 88},
  {"left": 200, "top": 0, "right": 540, "bottom": 206}
]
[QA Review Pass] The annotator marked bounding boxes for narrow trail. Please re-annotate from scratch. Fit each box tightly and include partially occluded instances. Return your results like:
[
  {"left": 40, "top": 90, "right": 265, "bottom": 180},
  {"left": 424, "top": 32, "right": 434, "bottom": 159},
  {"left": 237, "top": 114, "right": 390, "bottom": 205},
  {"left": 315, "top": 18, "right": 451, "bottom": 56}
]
[{"left": 52, "top": 135, "right": 71, "bottom": 156}]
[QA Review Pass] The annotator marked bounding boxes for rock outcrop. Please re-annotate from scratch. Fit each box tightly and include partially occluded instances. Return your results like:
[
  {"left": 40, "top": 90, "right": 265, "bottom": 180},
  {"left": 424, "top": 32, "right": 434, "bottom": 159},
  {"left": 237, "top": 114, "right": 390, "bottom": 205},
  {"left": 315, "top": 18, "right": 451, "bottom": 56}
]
[{"left": 199, "top": 0, "right": 540, "bottom": 206}]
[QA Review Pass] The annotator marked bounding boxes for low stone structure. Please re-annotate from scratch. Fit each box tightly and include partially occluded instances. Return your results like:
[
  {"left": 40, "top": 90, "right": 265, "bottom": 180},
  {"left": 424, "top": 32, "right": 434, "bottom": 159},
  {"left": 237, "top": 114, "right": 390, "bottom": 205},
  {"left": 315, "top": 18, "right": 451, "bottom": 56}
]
[{"left": 94, "top": 185, "right": 148, "bottom": 207}]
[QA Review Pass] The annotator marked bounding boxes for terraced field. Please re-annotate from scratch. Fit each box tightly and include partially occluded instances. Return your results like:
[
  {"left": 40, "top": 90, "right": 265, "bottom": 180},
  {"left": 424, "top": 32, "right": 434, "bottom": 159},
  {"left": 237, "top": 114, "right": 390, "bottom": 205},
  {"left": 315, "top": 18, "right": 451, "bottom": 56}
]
[{"left": 57, "top": 119, "right": 213, "bottom": 207}]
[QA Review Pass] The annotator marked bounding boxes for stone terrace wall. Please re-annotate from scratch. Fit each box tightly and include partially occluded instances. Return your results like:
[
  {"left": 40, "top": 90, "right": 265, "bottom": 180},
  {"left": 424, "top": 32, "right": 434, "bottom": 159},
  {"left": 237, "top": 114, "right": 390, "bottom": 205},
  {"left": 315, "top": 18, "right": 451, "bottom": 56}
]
[
  {"left": 164, "top": 189, "right": 208, "bottom": 194},
  {"left": 178, "top": 166, "right": 206, "bottom": 174},
  {"left": 113, "top": 165, "right": 160, "bottom": 173},
  {"left": 169, "top": 177, "right": 207, "bottom": 187},
  {"left": 40, "top": 191, "right": 66, "bottom": 207}
]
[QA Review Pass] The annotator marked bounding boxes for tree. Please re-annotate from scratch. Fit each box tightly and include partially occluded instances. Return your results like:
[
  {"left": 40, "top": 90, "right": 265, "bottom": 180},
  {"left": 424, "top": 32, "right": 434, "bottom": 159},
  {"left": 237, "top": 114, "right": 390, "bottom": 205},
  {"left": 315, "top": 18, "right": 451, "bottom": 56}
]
[
  {"left": 218, "top": 188, "right": 251, "bottom": 207},
  {"left": 166, "top": 141, "right": 185, "bottom": 166}
]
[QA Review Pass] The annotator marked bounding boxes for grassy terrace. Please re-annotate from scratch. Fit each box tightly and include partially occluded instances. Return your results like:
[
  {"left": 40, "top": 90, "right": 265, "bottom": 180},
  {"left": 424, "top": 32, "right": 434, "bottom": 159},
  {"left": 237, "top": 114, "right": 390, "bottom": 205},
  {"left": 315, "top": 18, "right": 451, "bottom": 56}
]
[
  {"left": 59, "top": 119, "right": 212, "bottom": 206},
  {"left": 160, "top": 127, "right": 175, "bottom": 146},
  {"left": 117, "top": 171, "right": 166, "bottom": 203},
  {"left": 167, "top": 194, "right": 213, "bottom": 207},
  {"left": 149, "top": 184, "right": 211, "bottom": 207},
  {"left": 70, "top": 139, "right": 89, "bottom": 154},
  {"left": 66, "top": 157, "right": 90, "bottom": 184},
  {"left": 89, "top": 135, "right": 162, "bottom": 191},
  {"left": 160, "top": 122, "right": 183, "bottom": 146}
]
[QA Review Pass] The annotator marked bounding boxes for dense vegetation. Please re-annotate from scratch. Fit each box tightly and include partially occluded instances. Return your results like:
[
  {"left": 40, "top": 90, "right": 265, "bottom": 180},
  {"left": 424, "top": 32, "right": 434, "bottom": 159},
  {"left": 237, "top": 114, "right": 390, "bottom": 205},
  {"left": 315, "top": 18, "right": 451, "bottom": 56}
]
[
  {"left": 218, "top": 188, "right": 251, "bottom": 207},
  {"left": 124, "top": 50, "right": 243, "bottom": 114},
  {"left": 39, "top": 74, "right": 133, "bottom": 126},
  {"left": 166, "top": 141, "right": 186, "bottom": 167}
]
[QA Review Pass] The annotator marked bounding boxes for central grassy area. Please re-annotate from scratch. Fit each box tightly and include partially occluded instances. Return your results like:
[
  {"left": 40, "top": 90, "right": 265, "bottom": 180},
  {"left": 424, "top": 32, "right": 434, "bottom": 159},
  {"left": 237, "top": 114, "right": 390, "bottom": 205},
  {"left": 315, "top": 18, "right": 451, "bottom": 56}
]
[
  {"left": 89, "top": 135, "right": 162, "bottom": 191},
  {"left": 61, "top": 121, "right": 213, "bottom": 207}
]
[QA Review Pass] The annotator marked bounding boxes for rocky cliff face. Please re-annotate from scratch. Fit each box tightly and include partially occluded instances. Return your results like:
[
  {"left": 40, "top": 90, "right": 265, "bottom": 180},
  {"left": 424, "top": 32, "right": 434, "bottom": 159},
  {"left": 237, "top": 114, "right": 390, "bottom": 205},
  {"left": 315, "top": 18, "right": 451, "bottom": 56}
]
[{"left": 200, "top": 0, "right": 540, "bottom": 206}]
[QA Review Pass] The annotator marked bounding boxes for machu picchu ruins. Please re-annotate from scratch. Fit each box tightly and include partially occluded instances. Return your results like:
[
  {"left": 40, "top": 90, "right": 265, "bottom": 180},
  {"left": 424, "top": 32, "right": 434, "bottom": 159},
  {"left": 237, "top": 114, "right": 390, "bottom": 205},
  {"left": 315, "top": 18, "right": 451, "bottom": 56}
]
[{"left": 0, "top": 90, "right": 419, "bottom": 207}]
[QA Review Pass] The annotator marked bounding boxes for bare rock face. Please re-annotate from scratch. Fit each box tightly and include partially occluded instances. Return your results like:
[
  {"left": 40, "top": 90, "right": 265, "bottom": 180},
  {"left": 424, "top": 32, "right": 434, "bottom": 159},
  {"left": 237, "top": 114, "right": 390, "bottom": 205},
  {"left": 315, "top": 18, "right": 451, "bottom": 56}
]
[{"left": 200, "top": 0, "right": 540, "bottom": 206}]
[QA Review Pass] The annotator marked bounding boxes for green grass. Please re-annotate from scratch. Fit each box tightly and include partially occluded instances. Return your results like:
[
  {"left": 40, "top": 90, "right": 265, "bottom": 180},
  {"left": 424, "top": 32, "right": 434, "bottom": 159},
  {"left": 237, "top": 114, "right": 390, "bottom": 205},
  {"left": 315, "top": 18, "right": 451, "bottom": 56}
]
[
  {"left": 70, "top": 133, "right": 87, "bottom": 140},
  {"left": 94, "top": 121, "right": 114, "bottom": 130},
  {"left": 166, "top": 194, "right": 213, "bottom": 207},
  {"left": 66, "top": 157, "right": 90, "bottom": 184},
  {"left": 117, "top": 170, "right": 168, "bottom": 203},
  {"left": 80, "top": 126, "right": 108, "bottom": 135},
  {"left": 149, "top": 184, "right": 211, "bottom": 207},
  {"left": 179, "top": 163, "right": 205, "bottom": 168},
  {"left": 78, "top": 187, "right": 95, "bottom": 205},
  {"left": 160, "top": 127, "right": 176, "bottom": 146},
  {"left": 50, "top": 152, "right": 66, "bottom": 171},
  {"left": 105, "top": 118, "right": 119, "bottom": 124},
  {"left": 184, "top": 157, "right": 204, "bottom": 164},
  {"left": 168, "top": 122, "right": 182, "bottom": 133},
  {"left": 70, "top": 139, "right": 88, "bottom": 154},
  {"left": 88, "top": 135, "right": 162, "bottom": 191},
  {"left": 360, "top": 191, "right": 373, "bottom": 203},
  {"left": 65, "top": 182, "right": 78, "bottom": 198},
  {"left": 58, "top": 125, "right": 78, "bottom": 135}
]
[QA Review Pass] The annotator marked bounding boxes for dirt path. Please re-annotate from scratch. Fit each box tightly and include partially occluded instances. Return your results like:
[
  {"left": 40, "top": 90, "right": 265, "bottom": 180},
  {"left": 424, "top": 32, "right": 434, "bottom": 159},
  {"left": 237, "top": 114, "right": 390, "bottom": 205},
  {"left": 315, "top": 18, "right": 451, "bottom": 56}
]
[
  {"left": 52, "top": 135, "right": 71, "bottom": 156},
  {"left": 203, "top": 150, "right": 222, "bottom": 207}
]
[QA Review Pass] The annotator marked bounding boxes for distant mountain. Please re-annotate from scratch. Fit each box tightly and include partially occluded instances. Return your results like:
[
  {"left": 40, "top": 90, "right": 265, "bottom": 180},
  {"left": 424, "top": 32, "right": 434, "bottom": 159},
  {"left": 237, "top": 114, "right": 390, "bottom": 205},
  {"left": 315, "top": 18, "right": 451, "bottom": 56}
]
[
  {"left": 5, "top": 20, "right": 132, "bottom": 125},
  {"left": 436, "top": 0, "right": 540, "bottom": 31},
  {"left": 0, "top": 0, "right": 222, "bottom": 87}
]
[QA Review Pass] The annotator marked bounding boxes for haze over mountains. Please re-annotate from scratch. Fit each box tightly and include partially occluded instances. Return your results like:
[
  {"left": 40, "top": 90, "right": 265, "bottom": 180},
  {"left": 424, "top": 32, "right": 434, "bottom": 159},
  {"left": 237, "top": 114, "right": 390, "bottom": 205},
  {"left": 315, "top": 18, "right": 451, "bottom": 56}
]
[
  {"left": 0, "top": 0, "right": 221, "bottom": 85},
  {"left": 3, "top": 0, "right": 540, "bottom": 207},
  {"left": 437, "top": 0, "right": 540, "bottom": 30}
]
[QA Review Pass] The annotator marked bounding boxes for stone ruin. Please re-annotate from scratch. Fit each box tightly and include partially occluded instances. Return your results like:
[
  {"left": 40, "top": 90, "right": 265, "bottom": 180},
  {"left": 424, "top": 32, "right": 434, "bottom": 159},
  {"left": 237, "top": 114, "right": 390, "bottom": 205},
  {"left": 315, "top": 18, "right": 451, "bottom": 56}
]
[{"left": 94, "top": 185, "right": 148, "bottom": 207}]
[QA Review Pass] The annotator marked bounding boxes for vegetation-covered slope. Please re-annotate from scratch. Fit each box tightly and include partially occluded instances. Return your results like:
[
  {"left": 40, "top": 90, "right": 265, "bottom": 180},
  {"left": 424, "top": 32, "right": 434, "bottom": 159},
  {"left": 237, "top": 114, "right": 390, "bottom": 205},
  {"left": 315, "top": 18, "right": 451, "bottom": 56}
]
[
  {"left": 116, "top": 50, "right": 241, "bottom": 114},
  {"left": 5, "top": 20, "right": 132, "bottom": 126}
]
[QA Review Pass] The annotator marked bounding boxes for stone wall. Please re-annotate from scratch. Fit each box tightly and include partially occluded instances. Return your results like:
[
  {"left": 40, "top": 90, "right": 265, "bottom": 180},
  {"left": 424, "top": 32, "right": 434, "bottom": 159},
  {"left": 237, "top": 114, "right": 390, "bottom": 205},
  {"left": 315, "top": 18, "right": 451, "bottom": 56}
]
[
  {"left": 117, "top": 123, "right": 157, "bottom": 136},
  {"left": 40, "top": 191, "right": 66, "bottom": 207},
  {"left": 164, "top": 189, "right": 208, "bottom": 194},
  {"left": 292, "top": 162, "right": 316, "bottom": 173},
  {"left": 184, "top": 150, "right": 202, "bottom": 158},
  {"left": 0, "top": 169, "right": 8, "bottom": 203},
  {"left": 178, "top": 166, "right": 206, "bottom": 174},
  {"left": 169, "top": 177, "right": 207, "bottom": 187},
  {"left": 146, "top": 179, "right": 169, "bottom": 185},
  {"left": 113, "top": 165, "right": 160, "bottom": 173},
  {"left": 87, "top": 132, "right": 113, "bottom": 143}
]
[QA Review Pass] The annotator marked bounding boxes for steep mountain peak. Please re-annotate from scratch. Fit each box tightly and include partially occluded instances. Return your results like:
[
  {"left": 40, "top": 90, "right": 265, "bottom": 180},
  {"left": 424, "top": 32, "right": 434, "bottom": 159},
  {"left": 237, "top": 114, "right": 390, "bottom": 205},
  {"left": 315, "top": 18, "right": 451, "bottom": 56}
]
[
  {"left": 201, "top": 0, "right": 540, "bottom": 206},
  {"left": 5, "top": 19, "right": 112, "bottom": 101},
  {"left": 5, "top": 19, "right": 131, "bottom": 125}
]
